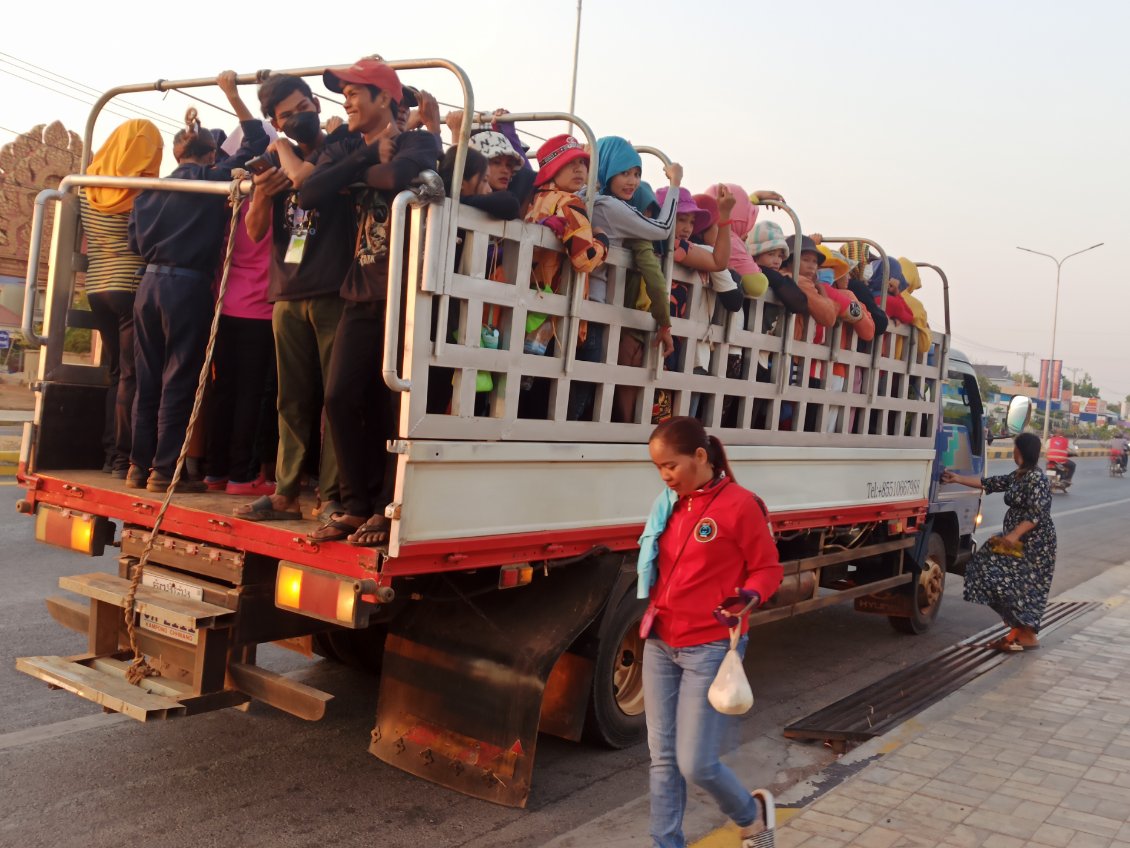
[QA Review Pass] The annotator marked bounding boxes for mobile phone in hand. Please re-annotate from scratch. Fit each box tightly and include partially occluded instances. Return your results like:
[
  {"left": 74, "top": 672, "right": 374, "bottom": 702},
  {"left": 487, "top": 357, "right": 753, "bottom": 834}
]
[{"left": 245, "top": 154, "right": 274, "bottom": 175}]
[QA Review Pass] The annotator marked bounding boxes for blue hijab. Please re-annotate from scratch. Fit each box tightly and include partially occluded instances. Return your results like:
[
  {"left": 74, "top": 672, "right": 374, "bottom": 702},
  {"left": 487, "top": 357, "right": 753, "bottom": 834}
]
[
  {"left": 868, "top": 256, "right": 908, "bottom": 297},
  {"left": 595, "top": 135, "right": 642, "bottom": 195}
]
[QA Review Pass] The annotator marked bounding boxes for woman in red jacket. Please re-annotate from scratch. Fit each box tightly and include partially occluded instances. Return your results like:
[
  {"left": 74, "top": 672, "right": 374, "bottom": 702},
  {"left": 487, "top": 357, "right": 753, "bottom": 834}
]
[{"left": 642, "top": 416, "right": 783, "bottom": 848}]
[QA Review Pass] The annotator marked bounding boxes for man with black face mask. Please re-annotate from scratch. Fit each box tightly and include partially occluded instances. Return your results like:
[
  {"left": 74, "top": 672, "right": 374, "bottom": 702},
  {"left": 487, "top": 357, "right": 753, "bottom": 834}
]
[{"left": 234, "top": 74, "right": 353, "bottom": 524}]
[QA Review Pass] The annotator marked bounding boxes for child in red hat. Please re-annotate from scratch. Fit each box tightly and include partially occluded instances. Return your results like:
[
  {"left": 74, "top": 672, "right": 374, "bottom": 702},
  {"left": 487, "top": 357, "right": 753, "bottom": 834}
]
[{"left": 521, "top": 135, "right": 608, "bottom": 388}]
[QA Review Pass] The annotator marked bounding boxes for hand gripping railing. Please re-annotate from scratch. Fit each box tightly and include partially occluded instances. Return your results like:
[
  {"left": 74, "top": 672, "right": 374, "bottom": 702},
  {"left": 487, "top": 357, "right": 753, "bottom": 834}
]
[{"left": 21, "top": 174, "right": 252, "bottom": 348}]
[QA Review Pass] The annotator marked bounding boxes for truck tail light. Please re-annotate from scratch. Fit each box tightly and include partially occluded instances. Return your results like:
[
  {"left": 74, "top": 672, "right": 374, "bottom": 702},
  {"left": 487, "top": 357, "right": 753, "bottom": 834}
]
[
  {"left": 498, "top": 564, "right": 533, "bottom": 589},
  {"left": 35, "top": 505, "right": 110, "bottom": 556},
  {"left": 275, "top": 562, "right": 387, "bottom": 628}
]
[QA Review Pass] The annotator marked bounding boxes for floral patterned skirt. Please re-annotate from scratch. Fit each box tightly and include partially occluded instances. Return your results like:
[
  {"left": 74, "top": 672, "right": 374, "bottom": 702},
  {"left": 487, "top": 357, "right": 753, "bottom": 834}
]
[{"left": 963, "top": 529, "right": 1057, "bottom": 631}]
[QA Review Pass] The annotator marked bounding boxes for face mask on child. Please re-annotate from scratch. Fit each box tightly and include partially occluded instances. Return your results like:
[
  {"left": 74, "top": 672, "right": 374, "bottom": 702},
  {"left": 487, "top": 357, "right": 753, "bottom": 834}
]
[{"left": 282, "top": 112, "right": 322, "bottom": 147}]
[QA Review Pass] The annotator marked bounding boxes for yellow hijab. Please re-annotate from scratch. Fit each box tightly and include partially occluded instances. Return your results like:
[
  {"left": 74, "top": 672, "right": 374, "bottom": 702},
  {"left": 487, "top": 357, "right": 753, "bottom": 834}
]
[
  {"left": 897, "top": 257, "right": 932, "bottom": 353},
  {"left": 85, "top": 119, "right": 164, "bottom": 215}
]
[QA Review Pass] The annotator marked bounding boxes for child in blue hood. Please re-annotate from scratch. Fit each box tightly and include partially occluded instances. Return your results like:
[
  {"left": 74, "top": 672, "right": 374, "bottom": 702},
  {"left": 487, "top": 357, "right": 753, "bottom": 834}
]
[{"left": 572, "top": 136, "right": 683, "bottom": 422}]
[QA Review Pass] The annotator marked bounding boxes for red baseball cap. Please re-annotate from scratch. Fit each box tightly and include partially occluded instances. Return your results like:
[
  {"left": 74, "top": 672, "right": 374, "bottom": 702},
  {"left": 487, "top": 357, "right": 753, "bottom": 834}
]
[
  {"left": 324, "top": 59, "right": 415, "bottom": 107},
  {"left": 534, "top": 134, "right": 589, "bottom": 187}
]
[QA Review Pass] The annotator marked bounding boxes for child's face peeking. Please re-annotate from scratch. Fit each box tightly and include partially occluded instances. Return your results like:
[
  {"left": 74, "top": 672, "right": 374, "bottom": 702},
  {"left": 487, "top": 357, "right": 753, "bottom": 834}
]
[
  {"left": 799, "top": 251, "right": 821, "bottom": 279},
  {"left": 675, "top": 213, "right": 696, "bottom": 241},
  {"left": 551, "top": 159, "right": 589, "bottom": 192},
  {"left": 754, "top": 248, "right": 786, "bottom": 271},
  {"left": 608, "top": 166, "right": 641, "bottom": 201}
]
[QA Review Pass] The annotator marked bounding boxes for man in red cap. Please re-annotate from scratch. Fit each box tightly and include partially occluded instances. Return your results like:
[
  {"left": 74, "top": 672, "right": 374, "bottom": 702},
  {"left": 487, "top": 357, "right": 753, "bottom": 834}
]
[{"left": 298, "top": 57, "right": 440, "bottom": 545}]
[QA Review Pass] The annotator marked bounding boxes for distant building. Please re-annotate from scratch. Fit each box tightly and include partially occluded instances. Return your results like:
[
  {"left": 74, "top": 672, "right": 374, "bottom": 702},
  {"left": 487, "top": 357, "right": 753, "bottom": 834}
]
[{"left": 972, "top": 364, "right": 1012, "bottom": 382}]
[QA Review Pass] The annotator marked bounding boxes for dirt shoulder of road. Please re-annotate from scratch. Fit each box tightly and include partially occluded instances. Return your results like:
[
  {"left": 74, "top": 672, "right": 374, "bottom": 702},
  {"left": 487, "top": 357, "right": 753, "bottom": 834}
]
[{"left": 0, "top": 377, "right": 33, "bottom": 411}]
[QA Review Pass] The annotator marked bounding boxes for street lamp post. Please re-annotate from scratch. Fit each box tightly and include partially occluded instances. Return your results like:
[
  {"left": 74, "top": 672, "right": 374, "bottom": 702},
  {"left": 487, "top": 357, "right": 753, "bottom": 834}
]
[{"left": 1016, "top": 242, "right": 1104, "bottom": 445}]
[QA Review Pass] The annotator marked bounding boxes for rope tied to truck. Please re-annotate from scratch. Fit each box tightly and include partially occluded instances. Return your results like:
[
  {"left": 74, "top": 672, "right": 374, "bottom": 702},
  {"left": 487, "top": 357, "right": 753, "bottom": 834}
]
[{"left": 122, "top": 179, "right": 248, "bottom": 686}]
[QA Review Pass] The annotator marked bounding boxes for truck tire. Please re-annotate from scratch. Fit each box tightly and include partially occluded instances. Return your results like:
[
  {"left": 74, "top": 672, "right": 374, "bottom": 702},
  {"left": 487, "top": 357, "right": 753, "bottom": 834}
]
[
  {"left": 312, "top": 626, "right": 387, "bottom": 674},
  {"left": 889, "top": 532, "right": 946, "bottom": 635},
  {"left": 585, "top": 592, "right": 649, "bottom": 748}
]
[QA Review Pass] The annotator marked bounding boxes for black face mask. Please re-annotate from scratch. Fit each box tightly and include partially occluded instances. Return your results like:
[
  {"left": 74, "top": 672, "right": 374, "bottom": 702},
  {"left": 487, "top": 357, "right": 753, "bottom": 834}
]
[{"left": 282, "top": 111, "right": 321, "bottom": 146}]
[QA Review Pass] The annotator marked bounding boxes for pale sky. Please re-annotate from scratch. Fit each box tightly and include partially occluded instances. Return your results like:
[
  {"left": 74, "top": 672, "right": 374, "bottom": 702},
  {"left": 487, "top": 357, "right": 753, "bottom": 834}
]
[{"left": 3, "top": 0, "right": 1127, "bottom": 399}]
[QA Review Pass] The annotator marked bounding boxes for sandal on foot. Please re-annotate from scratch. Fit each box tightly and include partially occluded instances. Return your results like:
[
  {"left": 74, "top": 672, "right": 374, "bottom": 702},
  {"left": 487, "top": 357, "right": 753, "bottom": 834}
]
[
  {"left": 348, "top": 515, "right": 391, "bottom": 547},
  {"left": 308, "top": 518, "right": 364, "bottom": 543},
  {"left": 740, "top": 788, "right": 776, "bottom": 848},
  {"left": 986, "top": 635, "right": 1033, "bottom": 652},
  {"left": 233, "top": 496, "right": 302, "bottom": 522}
]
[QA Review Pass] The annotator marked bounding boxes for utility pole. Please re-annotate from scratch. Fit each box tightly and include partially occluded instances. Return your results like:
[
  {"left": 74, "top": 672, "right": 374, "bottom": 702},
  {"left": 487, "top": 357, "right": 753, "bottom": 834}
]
[
  {"left": 1017, "top": 242, "right": 1104, "bottom": 445},
  {"left": 1018, "top": 352, "right": 1034, "bottom": 386},
  {"left": 567, "top": 0, "right": 583, "bottom": 131}
]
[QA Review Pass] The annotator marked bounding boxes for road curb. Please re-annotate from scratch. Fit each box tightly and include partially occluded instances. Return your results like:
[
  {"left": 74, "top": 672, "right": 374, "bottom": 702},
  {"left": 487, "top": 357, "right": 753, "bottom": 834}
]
[
  {"left": 985, "top": 446, "right": 1107, "bottom": 460},
  {"left": 0, "top": 449, "right": 18, "bottom": 477}
]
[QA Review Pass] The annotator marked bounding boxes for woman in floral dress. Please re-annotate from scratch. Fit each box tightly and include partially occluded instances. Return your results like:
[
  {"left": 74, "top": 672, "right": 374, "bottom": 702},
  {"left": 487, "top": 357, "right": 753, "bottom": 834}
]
[{"left": 942, "top": 432, "right": 1057, "bottom": 651}]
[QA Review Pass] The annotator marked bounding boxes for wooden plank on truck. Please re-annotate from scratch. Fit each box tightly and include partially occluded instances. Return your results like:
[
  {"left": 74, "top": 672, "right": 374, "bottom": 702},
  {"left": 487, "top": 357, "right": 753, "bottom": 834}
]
[
  {"left": 16, "top": 656, "right": 186, "bottom": 721},
  {"left": 228, "top": 662, "right": 332, "bottom": 721}
]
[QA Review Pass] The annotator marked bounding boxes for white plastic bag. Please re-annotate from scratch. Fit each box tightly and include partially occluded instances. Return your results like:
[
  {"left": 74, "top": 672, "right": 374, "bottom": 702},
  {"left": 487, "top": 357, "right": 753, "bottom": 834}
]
[{"left": 708, "top": 628, "right": 754, "bottom": 715}]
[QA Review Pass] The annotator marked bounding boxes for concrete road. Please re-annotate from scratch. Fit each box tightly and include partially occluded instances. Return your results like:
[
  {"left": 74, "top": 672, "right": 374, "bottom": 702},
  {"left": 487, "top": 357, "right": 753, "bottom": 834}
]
[{"left": 0, "top": 456, "right": 1126, "bottom": 848}]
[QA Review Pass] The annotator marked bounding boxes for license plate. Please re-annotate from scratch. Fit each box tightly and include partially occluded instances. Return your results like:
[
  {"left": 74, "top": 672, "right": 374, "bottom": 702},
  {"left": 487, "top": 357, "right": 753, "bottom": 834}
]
[
  {"left": 143, "top": 572, "right": 204, "bottom": 601},
  {"left": 139, "top": 573, "right": 204, "bottom": 644}
]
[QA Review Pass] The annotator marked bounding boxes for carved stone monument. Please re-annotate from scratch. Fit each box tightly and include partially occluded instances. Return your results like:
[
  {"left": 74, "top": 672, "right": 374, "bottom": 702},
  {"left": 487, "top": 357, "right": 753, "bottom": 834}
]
[{"left": 0, "top": 121, "right": 84, "bottom": 283}]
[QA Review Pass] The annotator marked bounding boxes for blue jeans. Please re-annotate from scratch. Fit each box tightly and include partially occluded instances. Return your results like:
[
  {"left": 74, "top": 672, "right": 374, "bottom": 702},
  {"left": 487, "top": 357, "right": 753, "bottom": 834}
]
[{"left": 644, "top": 635, "right": 759, "bottom": 848}]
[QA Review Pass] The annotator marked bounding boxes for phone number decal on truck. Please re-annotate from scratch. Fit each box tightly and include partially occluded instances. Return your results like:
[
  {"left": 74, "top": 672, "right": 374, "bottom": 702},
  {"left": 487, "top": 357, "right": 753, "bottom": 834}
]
[{"left": 866, "top": 479, "right": 923, "bottom": 499}]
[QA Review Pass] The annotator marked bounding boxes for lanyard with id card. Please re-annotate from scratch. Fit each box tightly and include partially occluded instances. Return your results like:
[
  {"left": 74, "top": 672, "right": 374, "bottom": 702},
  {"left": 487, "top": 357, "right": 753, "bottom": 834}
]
[{"left": 284, "top": 205, "right": 310, "bottom": 264}]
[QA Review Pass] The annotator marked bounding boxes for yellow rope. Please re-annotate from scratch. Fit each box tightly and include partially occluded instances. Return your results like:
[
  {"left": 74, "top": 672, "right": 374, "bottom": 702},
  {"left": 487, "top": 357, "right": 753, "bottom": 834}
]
[{"left": 123, "top": 180, "right": 247, "bottom": 685}]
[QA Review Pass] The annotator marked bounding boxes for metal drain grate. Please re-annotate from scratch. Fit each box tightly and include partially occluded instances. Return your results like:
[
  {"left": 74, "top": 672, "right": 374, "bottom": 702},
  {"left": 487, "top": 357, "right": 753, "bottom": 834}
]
[{"left": 783, "top": 601, "right": 1103, "bottom": 749}]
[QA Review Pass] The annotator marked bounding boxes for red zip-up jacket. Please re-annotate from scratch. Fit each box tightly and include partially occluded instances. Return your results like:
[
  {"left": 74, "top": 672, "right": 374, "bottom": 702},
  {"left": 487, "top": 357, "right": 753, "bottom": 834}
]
[{"left": 651, "top": 476, "right": 783, "bottom": 648}]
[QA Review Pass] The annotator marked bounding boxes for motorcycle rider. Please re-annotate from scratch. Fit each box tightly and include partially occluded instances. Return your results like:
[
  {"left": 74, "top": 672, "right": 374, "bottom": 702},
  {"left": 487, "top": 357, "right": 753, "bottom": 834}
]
[
  {"left": 1111, "top": 432, "right": 1129, "bottom": 472},
  {"left": 1046, "top": 431, "right": 1076, "bottom": 483}
]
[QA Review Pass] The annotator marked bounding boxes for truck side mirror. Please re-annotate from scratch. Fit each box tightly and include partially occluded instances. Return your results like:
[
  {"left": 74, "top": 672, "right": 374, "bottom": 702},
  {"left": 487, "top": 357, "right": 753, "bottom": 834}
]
[{"left": 1006, "top": 396, "right": 1032, "bottom": 436}]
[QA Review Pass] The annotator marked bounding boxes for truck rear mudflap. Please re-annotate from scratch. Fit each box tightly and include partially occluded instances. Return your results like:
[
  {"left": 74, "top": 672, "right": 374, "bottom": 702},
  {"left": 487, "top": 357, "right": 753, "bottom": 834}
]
[{"left": 370, "top": 555, "right": 620, "bottom": 808}]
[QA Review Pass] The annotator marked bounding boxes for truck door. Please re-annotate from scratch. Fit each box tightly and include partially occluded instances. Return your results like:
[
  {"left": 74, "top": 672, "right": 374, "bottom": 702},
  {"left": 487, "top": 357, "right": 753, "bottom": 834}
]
[{"left": 935, "top": 369, "right": 985, "bottom": 537}]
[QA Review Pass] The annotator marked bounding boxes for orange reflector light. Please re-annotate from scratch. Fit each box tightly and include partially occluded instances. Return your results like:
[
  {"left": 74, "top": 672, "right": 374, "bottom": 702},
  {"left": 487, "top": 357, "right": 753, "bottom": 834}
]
[
  {"left": 498, "top": 564, "right": 534, "bottom": 590},
  {"left": 274, "top": 561, "right": 378, "bottom": 628},
  {"left": 35, "top": 505, "right": 107, "bottom": 556},
  {"left": 975, "top": 513, "right": 983, "bottom": 526}
]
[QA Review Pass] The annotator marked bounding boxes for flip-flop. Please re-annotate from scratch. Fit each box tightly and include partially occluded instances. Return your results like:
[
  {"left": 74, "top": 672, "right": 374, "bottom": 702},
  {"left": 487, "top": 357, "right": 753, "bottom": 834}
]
[
  {"left": 741, "top": 788, "right": 776, "bottom": 848},
  {"left": 308, "top": 518, "right": 363, "bottom": 543},
  {"left": 233, "top": 495, "right": 303, "bottom": 522},
  {"left": 348, "top": 516, "right": 392, "bottom": 547},
  {"left": 985, "top": 635, "right": 1039, "bottom": 652},
  {"left": 312, "top": 500, "right": 345, "bottom": 522}
]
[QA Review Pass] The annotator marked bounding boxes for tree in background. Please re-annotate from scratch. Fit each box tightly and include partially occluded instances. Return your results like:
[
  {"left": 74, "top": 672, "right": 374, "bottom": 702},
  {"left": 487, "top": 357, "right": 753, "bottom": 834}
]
[
  {"left": 1065, "top": 372, "right": 1101, "bottom": 398},
  {"left": 1010, "top": 371, "right": 1034, "bottom": 386},
  {"left": 976, "top": 372, "right": 998, "bottom": 403}
]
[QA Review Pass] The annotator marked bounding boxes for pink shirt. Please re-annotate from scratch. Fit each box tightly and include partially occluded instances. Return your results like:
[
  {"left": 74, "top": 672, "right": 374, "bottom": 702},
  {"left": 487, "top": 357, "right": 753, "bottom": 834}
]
[{"left": 217, "top": 205, "right": 273, "bottom": 321}]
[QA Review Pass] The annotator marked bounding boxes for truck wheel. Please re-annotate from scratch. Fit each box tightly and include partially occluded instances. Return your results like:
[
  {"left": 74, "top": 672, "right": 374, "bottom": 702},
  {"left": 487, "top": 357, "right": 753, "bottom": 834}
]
[
  {"left": 889, "top": 532, "right": 946, "bottom": 635},
  {"left": 312, "top": 626, "right": 387, "bottom": 674},
  {"left": 585, "top": 593, "right": 648, "bottom": 748}
]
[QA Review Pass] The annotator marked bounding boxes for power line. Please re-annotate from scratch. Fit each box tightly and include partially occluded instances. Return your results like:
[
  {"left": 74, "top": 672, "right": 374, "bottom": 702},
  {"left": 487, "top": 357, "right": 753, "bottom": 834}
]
[
  {"left": 0, "top": 65, "right": 181, "bottom": 132},
  {"left": 0, "top": 52, "right": 185, "bottom": 131}
]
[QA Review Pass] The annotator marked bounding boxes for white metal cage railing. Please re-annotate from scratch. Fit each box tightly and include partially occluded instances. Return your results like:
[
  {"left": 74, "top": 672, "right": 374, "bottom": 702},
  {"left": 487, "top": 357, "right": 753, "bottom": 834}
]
[{"left": 395, "top": 199, "right": 943, "bottom": 448}]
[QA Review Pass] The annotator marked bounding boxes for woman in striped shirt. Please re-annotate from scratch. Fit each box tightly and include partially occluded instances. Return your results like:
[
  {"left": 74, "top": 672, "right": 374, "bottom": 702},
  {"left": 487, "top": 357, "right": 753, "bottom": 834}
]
[{"left": 79, "top": 118, "right": 164, "bottom": 476}]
